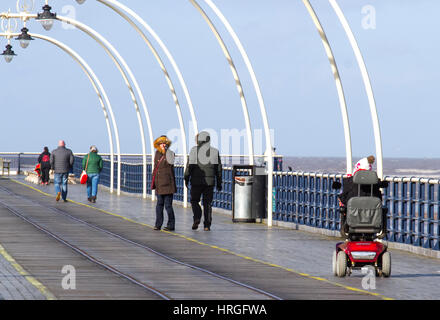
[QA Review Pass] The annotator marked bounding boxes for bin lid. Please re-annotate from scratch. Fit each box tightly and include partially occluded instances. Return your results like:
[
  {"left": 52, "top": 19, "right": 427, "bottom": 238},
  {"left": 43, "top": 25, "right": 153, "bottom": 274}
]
[{"left": 235, "top": 176, "right": 253, "bottom": 185}]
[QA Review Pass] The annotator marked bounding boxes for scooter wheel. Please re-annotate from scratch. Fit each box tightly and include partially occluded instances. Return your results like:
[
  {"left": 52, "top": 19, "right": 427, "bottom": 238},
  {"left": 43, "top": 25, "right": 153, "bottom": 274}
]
[
  {"left": 332, "top": 251, "right": 338, "bottom": 276},
  {"left": 381, "top": 252, "right": 391, "bottom": 277},
  {"left": 336, "top": 250, "right": 347, "bottom": 277}
]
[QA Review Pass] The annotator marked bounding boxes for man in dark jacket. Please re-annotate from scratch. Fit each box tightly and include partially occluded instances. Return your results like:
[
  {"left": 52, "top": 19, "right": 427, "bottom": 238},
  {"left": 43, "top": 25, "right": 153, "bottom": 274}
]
[
  {"left": 184, "top": 131, "right": 222, "bottom": 231},
  {"left": 50, "top": 140, "right": 74, "bottom": 202}
]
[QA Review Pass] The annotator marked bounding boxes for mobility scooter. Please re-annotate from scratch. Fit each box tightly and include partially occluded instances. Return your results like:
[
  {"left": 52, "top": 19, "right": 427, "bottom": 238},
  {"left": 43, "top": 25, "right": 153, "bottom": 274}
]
[{"left": 332, "top": 170, "right": 391, "bottom": 277}]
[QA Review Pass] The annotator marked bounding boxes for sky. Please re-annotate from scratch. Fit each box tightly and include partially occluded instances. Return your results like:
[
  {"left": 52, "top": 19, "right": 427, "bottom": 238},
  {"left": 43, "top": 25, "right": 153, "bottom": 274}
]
[{"left": 0, "top": 0, "right": 438, "bottom": 159}]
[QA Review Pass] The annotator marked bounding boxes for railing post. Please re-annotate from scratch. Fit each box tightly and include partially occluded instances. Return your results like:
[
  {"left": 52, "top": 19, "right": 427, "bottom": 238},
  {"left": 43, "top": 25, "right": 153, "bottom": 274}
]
[{"left": 17, "top": 152, "right": 22, "bottom": 175}]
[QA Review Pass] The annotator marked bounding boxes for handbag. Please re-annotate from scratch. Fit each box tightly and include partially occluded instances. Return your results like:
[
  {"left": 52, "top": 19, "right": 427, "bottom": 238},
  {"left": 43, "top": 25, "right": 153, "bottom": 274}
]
[
  {"left": 151, "top": 154, "right": 166, "bottom": 190},
  {"left": 80, "top": 153, "right": 90, "bottom": 184}
]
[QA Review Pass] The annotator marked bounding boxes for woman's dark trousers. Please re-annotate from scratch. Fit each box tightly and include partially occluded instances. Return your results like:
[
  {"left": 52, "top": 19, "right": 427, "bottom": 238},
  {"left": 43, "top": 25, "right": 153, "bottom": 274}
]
[
  {"left": 155, "top": 194, "right": 175, "bottom": 229},
  {"left": 41, "top": 166, "right": 50, "bottom": 183}
]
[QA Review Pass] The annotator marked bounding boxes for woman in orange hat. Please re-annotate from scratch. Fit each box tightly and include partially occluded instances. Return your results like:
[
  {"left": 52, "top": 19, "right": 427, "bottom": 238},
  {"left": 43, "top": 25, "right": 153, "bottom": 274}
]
[{"left": 151, "top": 135, "right": 176, "bottom": 231}]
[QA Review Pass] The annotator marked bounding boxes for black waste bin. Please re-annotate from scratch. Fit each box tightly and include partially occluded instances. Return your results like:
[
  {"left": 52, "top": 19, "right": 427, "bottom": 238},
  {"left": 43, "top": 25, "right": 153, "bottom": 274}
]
[{"left": 232, "top": 165, "right": 267, "bottom": 222}]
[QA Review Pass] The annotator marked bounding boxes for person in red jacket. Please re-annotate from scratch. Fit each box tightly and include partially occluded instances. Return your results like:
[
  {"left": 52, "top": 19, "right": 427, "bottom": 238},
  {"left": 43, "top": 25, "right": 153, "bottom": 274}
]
[{"left": 38, "top": 146, "right": 51, "bottom": 185}]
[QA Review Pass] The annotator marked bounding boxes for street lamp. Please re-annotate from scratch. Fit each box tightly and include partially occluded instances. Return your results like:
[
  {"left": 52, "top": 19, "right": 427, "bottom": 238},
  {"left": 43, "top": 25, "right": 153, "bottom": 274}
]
[
  {"left": 1, "top": 43, "right": 17, "bottom": 63},
  {"left": 76, "top": 0, "right": 87, "bottom": 4},
  {"left": 36, "top": 5, "right": 56, "bottom": 31},
  {"left": 15, "top": 27, "right": 34, "bottom": 48}
]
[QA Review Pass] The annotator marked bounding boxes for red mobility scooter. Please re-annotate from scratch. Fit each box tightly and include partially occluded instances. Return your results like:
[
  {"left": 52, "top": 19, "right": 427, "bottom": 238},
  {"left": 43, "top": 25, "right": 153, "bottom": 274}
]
[{"left": 332, "top": 170, "right": 391, "bottom": 277}]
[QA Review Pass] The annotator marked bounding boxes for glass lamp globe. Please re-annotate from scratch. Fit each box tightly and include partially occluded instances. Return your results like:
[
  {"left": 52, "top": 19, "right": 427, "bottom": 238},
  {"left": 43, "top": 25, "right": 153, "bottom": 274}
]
[
  {"left": 40, "top": 19, "right": 55, "bottom": 31},
  {"left": 1, "top": 45, "right": 17, "bottom": 63},
  {"left": 19, "top": 39, "right": 31, "bottom": 49},
  {"left": 4, "top": 54, "right": 14, "bottom": 63}
]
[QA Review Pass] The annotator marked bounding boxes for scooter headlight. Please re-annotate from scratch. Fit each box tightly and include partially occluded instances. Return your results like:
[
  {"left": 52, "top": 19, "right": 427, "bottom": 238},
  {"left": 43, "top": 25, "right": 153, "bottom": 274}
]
[{"left": 351, "top": 251, "right": 376, "bottom": 260}]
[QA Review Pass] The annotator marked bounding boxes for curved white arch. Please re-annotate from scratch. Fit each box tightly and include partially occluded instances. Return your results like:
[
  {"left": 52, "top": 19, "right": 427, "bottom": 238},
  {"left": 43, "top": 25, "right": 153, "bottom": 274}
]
[
  {"left": 56, "top": 15, "right": 154, "bottom": 198},
  {"left": 329, "top": 0, "right": 383, "bottom": 178},
  {"left": 0, "top": 31, "right": 121, "bottom": 191},
  {"left": 3, "top": 11, "right": 152, "bottom": 197},
  {"left": 191, "top": 0, "right": 272, "bottom": 224},
  {"left": 302, "top": 0, "right": 352, "bottom": 174},
  {"left": 189, "top": 0, "right": 255, "bottom": 167},
  {"left": 97, "top": 0, "right": 199, "bottom": 136},
  {"left": 94, "top": 0, "right": 189, "bottom": 205},
  {"left": 31, "top": 33, "right": 122, "bottom": 194}
]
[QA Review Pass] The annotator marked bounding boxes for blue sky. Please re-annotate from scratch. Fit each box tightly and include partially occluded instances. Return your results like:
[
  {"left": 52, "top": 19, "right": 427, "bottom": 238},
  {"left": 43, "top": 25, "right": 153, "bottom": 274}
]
[{"left": 0, "top": 0, "right": 438, "bottom": 159}]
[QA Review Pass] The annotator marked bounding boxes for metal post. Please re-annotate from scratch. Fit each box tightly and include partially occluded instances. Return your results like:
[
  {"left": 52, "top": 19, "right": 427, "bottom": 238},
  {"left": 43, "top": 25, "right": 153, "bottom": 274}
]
[{"left": 17, "top": 152, "right": 22, "bottom": 175}]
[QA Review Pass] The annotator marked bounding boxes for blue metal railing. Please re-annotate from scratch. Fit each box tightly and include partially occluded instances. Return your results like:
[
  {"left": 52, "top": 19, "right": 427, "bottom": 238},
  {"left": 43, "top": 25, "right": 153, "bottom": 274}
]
[
  {"left": 272, "top": 172, "right": 343, "bottom": 231},
  {"left": 6, "top": 153, "right": 438, "bottom": 252},
  {"left": 271, "top": 172, "right": 440, "bottom": 251},
  {"left": 382, "top": 177, "right": 440, "bottom": 251}
]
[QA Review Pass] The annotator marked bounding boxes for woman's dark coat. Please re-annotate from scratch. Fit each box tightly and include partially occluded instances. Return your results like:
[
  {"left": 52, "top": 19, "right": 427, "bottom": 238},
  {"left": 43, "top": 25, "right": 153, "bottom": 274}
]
[{"left": 152, "top": 136, "right": 176, "bottom": 195}]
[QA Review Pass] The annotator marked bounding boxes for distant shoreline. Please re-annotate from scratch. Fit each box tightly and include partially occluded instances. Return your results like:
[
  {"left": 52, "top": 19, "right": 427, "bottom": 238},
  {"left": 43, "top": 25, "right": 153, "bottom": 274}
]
[{"left": 281, "top": 156, "right": 440, "bottom": 177}]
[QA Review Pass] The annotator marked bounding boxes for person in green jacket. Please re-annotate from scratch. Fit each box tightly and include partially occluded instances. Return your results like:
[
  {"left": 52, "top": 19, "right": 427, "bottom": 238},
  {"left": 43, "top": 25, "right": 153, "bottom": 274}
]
[{"left": 82, "top": 145, "right": 103, "bottom": 203}]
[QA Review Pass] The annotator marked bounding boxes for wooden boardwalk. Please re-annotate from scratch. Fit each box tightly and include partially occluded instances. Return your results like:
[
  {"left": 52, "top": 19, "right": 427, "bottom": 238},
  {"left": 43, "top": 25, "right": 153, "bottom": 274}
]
[{"left": 0, "top": 177, "right": 384, "bottom": 300}]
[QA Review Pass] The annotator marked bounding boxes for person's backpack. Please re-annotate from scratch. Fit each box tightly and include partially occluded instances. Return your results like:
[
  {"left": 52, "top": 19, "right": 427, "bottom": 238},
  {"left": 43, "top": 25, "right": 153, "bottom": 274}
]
[{"left": 41, "top": 154, "right": 50, "bottom": 163}]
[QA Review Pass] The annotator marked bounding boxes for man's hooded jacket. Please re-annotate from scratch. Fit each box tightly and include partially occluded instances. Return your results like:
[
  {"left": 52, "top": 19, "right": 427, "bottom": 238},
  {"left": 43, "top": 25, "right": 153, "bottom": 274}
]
[{"left": 184, "top": 131, "right": 222, "bottom": 187}]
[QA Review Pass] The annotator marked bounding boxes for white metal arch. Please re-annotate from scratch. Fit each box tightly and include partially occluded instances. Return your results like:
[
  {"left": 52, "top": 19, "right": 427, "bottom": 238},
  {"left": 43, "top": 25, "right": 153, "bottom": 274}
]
[
  {"left": 302, "top": 0, "right": 353, "bottom": 174},
  {"left": 92, "top": 0, "right": 189, "bottom": 205},
  {"left": 31, "top": 32, "right": 122, "bottom": 193},
  {"left": 188, "top": 0, "right": 255, "bottom": 167},
  {"left": 329, "top": 0, "right": 384, "bottom": 178},
  {"left": 0, "top": 31, "right": 121, "bottom": 191},
  {"left": 95, "top": 0, "right": 199, "bottom": 136},
  {"left": 190, "top": 0, "right": 273, "bottom": 225},
  {"left": 4, "top": 11, "right": 152, "bottom": 197},
  {"left": 56, "top": 14, "right": 154, "bottom": 197}
]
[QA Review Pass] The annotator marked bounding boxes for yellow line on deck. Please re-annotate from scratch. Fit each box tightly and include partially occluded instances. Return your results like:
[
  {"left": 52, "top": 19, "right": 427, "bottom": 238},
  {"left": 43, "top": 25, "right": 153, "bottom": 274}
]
[
  {"left": 0, "top": 243, "right": 56, "bottom": 300},
  {"left": 11, "top": 178, "right": 393, "bottom": 300}
]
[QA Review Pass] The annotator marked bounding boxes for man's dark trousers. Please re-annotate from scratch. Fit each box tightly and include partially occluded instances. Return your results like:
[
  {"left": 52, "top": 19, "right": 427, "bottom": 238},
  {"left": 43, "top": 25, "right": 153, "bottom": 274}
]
[{"left": 190, "top": 185, "right": 214, "bottom": 228}]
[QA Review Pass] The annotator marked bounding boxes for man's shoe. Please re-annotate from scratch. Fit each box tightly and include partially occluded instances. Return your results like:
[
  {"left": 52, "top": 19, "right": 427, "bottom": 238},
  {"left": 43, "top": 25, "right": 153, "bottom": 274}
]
[
  {"left": 55, "top": 192, "right": 61, "bottom": 202},
  {"left": 88, "top": 197, "right": 92, "bottom": 202},
  {"left": 163, "top": 227, "right": 174, "bottom": 232},
  {"left": 63, "top": 199, "right": 68, "bottom": 203},
  {"left": 204, "top": 227, "right": 210, "bottom": 231},
  {"left": 192, "top": 223, "right": 199, "bottom": 230},
  {"left": 153, "top": 226, "right": 161, "bottom": 231}
]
